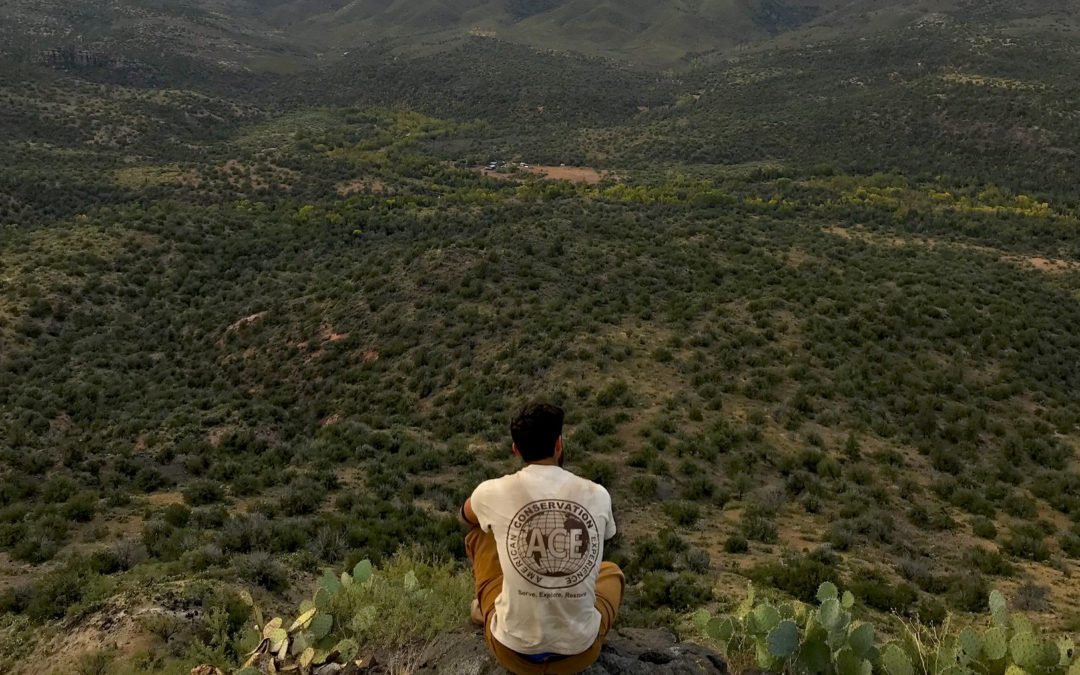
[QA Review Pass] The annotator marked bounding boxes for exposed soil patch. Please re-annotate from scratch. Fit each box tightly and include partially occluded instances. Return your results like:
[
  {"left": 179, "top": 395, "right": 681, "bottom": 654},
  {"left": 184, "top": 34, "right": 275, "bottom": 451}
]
[
  {"left": 526, "top": 165, "right": 608, "bottom": 184},
  {"left": 226, "top": 312, "right": 266, "bottom": 332},
  {"left": 1026, "top": 256, "right": 1076, "bottom": 273},
  {"left": 336, "top": 178, "right": 385, "bottom": 196},
  {"left": 823, "top": 225, "right": 1079, "bottom": 275},
  {"left": 320, "top": 325, "right": 349, "bottom": 343},
  {"left": 145, "top": 491, "right": 184, "bottom": 507},
  {"left": 478, "top": 164, "right": 610, "bottom": 185}
]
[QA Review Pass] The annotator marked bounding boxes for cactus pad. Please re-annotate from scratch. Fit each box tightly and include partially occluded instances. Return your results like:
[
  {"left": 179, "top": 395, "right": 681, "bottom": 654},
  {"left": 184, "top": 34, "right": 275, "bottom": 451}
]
[
  {"left": 353, "top": 559, "right": 374, "bottom": 583},
  {"left": 737, "top": 582, "right": 757, "bottom": 617},
  {"left": 836, "top": 647, "right": 871, "bottom": 675},
  {"left": 752, "top": 604, "right": 782, "bottom": 634},
  {"left": 797, "top": 639, "right": 831, "bottom": 675},
  {"left": 841, "top": 591, "right": 855, "bottom": 610},
  {"left": 1069, "top": 657, "right": 1080, "bottom": 675},
  {"left": 817, "top": 582, "right": 839, "bottom": 602},
  {"left": 309, "top": 613, "right": 333, "bottom": 641},
  {"left": 959, "top": 627, "right": 982, "bottom": 664},
  {"left": 1057, "top": 637, "right": 1075, "bottom": 667},
  {"left": 1039, "top": 641, "right": 1060, "bottom": 669},
  {"left": 767, "top": 619, "right": 800, "bottom": 659},
  {"left": 693, "top": 609, "right": 711, "bottom": 631},
  {"left": 756, "top": 636, "right": 779, "bottom": 670},
  {"left": 289, "top": 607, "right": 317, "bottom": 632},
  {"left": 707, "top": 616, "right": 737, "bottom": 644},
  {"left": 883, "top": 644, "right": 914, "bottom": 675},
  {"left": 983, "top": 627, "right": 1008, "bottom": 661},
  {"left": 299, "top": 647, "right": 316, "bottom": 668},
  {"left": 319, "top": 571, "right": 344, "bottom": 597},
  {"left": 267, "top": 628, "right": 288, "bottom": 652},
  {"left": 989, "top": 590, "right": 1009, "bottom": 628},
  {"left": 849, "top": 623, "right": 875, "bottom": 657},
  {"left": 1010, "top": 632, "right": 1041, "bottom": 670},
  {"left": 819, "top": 598, "right": 841, "bottom": 630}
]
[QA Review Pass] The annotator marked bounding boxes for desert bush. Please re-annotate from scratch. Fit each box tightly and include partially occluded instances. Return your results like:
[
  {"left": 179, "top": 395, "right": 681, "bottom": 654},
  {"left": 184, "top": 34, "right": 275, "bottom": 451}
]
[
  {"left": 848, "top": 569, "right": 917, "bottom": 614},
  {"left": 183, "top": 480, "right": 226, "bottom": 506},
  {"left": 1002, "top": 524, "right": 1052, "bottom": 562},
  {"left": 750, "top": 553, "right": 840, "bottom": 603},
  {"left": 234, "top": 552, "right": 289, "bottom": 592},
  {"left": 1012, "top": 582, "right": 1050, "bottom": 612},
  {"left": 725, "top": 534, "right": 750, "bottom": 554},
  {"left": 663, "top": 501, "right": 701, "bottom": 527},
  {"left": 967, "top": 547, "right": 1016, "bottom": 577},
  {"left": 945, "top": 573, "right": 990, "bottom": 613},
  {"left": 741, "top": 507, "right": 779, "bottom": 544},
  {"left": 280, "top": 477, "right": 325, "bottom": 516},
  {"left": 638, "top": 571, "right": 711, "bottom": 611},
  {"left": 680, "top": 547, "right": 712, "bottom": 574},
  {"left": 971, "top": 517, "right": 998, "bottom": 540}
]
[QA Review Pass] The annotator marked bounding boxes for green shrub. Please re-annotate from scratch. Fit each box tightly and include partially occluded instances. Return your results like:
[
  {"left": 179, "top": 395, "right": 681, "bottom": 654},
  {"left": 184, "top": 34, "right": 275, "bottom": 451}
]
[
  {"left": 741, "top": 510, "right": 779, "bottom": 544},
  {"left": 62, "top": 492, "right": 98, "bottom": 523},
  {"left": 944, "top": 572, "right": 990, "bottom": 613},
  {"left": 629, "top": 475, "right": 658, "bottom": 500},
  {"left": 235, "top": 552, "right": 289, "bottom": 592},
  {"left": 971, "top": 517, "right": 998, "bottom": 540},
  {"left": 579, "top": 460, "right": 616, "bottom": 486},
  {"left": 162, "top": 503, "right": 192, "bottom": 528},
  {"left": 639, "top": 571, "right": 711, "bottom": 611},
  {"left": 1002, "top": 524, "right": 1052, "bottom": 562},
  {"left": 183, "top": 480, "right": 226, "bottom": 506},
  {"left": 662, "top": 501, "right": 701, "bottom": 527},
  {"left": 724, "top": 534, "right": 750, "bottom": 554},
  {"left": 627, "top": 531, "right": 686, "bottom": 577},
  {"left": 848, "top": 570, "right": 917, "bottom": 614},
  {"left": 967, "top": 547, "right": 1015, "bottom": 577},
  {"left": 749, "top": 553, "right": 840, "bottom": 603},
  {"left": 280, "top": 478, "right": 325, "bottom": 516}
]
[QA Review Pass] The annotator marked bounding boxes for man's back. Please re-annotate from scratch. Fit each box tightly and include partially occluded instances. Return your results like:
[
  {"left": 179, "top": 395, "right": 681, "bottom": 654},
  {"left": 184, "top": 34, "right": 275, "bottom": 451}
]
[{"left": 471, "top": 464, "right": 617, "bottom": 655}]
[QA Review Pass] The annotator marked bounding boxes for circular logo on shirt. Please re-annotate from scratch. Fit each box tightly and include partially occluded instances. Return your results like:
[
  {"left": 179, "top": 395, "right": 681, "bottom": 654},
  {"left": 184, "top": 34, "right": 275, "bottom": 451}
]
[{"left": 506, "top": 500, "right": 602, "bottom": 590}]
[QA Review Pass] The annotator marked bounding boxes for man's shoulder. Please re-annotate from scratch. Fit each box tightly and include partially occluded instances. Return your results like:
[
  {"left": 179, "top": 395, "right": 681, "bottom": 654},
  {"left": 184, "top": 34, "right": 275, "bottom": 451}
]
[
  {"left": 565, "top": 470, "right": 612, "bottom": 504},
  {"left": 472, "top": 472, "right": 517, "bottom": 498}
]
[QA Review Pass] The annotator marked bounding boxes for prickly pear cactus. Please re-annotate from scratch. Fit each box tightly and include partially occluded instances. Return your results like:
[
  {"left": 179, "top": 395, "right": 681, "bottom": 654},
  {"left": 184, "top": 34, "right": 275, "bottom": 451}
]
[
  {"left": 697, "top": 583, "right": 1080, "bottom": 675},
  {"left": 227, "top": 559, "right": 376, "bottom": 675}
]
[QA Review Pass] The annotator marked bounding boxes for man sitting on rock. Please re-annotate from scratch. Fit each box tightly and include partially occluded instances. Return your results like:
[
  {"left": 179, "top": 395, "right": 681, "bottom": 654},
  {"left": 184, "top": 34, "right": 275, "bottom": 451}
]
[{"left": 461, "top": 401, "right": 625, "bottom": 674}]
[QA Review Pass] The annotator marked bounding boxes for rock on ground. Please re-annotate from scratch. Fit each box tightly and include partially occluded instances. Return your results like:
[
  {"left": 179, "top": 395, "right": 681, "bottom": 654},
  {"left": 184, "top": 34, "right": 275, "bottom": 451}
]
[{"left": 414, "top": 627, "right": 727, "bottom": 675}]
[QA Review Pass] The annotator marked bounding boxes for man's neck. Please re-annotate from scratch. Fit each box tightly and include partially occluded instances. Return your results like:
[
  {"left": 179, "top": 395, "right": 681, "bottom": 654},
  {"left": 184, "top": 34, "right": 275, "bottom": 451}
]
[{"left": 524, "top": 458, "right": 559, "bottom": 467}]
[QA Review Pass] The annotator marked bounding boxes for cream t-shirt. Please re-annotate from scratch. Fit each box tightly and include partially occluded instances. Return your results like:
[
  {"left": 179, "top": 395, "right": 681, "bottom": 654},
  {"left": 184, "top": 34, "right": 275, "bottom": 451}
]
[{"left": 471, "top": 464, "right": 617, "bottom": 656}]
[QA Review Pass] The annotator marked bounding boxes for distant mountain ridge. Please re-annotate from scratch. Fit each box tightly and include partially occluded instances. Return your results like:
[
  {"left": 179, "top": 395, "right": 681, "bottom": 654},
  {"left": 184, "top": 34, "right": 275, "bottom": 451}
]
[
  {"left": 2, "top": 0, "right": 1079, "bottom": 72},
  {"left": 247, "top": 0, "right": 1080, "bottom": 65}
]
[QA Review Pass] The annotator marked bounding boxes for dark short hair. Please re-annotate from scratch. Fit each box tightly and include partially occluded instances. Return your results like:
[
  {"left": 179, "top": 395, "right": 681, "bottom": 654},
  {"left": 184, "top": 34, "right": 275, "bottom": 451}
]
[{"left": 511, "top": 401, "right": 564, "bottom": 462}]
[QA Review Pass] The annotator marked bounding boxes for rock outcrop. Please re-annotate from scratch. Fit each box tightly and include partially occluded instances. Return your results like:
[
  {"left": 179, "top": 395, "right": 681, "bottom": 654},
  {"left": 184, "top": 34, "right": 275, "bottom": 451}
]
[{"left": 414, "top": 627, "right": 727, "bottom": 674}]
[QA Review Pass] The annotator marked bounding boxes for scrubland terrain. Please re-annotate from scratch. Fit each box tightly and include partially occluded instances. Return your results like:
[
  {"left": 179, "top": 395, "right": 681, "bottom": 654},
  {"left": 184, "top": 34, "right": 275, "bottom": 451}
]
[{"left": 1, "top": 1, "right": 1080, "bottom": 673}]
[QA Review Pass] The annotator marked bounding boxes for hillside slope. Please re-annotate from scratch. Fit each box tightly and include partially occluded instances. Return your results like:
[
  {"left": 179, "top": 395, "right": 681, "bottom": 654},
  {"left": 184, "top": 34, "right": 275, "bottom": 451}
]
[{"left": 2, "top": 1, "right": 1080, "bottom": 673}]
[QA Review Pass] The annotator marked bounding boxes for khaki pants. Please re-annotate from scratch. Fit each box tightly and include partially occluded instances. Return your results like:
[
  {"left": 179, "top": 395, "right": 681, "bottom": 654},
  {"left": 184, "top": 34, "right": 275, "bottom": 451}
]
[{"left": 465, "top": 527, "right": 625, "bottom": 675}]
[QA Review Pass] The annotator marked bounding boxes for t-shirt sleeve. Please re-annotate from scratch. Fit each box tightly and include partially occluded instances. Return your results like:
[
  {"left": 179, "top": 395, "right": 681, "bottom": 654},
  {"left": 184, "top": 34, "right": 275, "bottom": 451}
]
[
  {"left": 600, "top": 488, "right": 617, "bottom": 540},
  {"left": 469, "top": 481, "right": 496, "bottom": 533}
]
